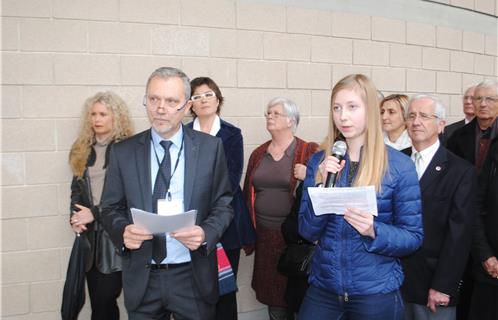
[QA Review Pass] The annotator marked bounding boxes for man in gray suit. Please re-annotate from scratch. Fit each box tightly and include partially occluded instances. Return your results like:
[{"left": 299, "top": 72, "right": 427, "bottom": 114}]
[{"left": 101, "top": 67, "right": 233, "bottom": 319}]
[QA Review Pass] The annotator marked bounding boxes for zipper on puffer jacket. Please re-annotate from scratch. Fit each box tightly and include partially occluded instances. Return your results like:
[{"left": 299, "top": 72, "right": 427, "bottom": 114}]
[{"left": 340, "top": 212, "right": 348, "bottom": 300}]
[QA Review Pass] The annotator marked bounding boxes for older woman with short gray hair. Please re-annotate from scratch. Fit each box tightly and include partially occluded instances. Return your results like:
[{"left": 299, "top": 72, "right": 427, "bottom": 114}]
[{"left": 243, "top": 97, "right": 318, "bottom": 320}]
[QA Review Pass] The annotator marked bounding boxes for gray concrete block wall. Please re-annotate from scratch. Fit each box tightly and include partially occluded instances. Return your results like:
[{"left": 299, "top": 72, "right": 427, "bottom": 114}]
[{"left": 1, "top": 0, "right": 497, "bottom": 318}]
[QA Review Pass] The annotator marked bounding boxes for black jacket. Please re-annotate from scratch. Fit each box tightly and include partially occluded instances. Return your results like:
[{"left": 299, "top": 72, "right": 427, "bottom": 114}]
[
  {"left": 401, "top": 146, "right": 477, "bottom": 305},
  {"left": 446, "top": 117, "right": 478, "bottom": 165},
  {"left": 442, "top": 119, "right": 465, "bottom": 146},
  {"left": 186, "top": 119, "right": 255, "bottom": 250},
  {"left": 472, "top": 136, "right": 498, "bottom": 286},
  {"left": 70, "top": 142, "right": 121, "bottom": 274}
]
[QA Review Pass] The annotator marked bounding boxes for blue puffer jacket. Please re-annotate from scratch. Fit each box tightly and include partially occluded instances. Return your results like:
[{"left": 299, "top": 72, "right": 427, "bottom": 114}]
[{"left": 299, "top": 147, "right": 423, "bottom": 297}]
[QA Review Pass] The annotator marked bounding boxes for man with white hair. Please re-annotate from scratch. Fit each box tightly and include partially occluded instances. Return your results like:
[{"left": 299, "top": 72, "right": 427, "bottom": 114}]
[
  {"left": 442, "top": 85, "right": 476, "bottom": 144},
  {"left": 447, "top": 80, "right": 498, "bottom": 172},
  {"left": 446, "top": 80, "right": 498, "bottom": 319},
  {"left": 470, "top": 118, "right": 498, "bottom": 320},
  {"left": 401, "top": 94, "right": 477, "bottom": 320}
]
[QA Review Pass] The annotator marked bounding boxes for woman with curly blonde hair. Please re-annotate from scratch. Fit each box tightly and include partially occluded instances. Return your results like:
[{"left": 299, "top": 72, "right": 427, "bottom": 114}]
[{"left": 68, "top": 91, "right": 133, "bottom": 320}]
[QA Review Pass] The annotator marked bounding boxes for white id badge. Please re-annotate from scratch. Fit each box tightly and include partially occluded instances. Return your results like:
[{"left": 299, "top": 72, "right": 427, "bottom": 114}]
[{"left": 157, "top": 199, "right": 184, "bottom": 216}]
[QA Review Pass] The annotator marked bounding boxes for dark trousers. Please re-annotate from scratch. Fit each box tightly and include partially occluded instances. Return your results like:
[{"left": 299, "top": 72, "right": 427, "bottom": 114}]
[
  {"left": 128, "top": 263, "right": 215, "bottom": 320},
  {"left": 86, "top": 265, "right": 122, "bottom": 320},
  {"left": 404, "top": 302, "right": 456, "bottom": 320},
  {"left": 216, "top": 248, "right": 241, "bottom": 320},
  {"left": 468, "top": 281, "right": 498, "bottom": 320},
  {"left": 457, "top": 261, "right": 474, "bottom": 320},
  {"left": 298, "top": 285, "right": 404, "bottom": 320}
]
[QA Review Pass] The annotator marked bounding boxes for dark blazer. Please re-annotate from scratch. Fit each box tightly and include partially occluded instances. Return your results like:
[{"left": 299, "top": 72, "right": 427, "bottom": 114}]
[
  {"left": 101, "top": 126, "right": 234, "bottom": 311},
  {"left": 401, "top": 146, "right": 477, "bottom": 306},
  {"left": 442, "top": 119, "right": 465, "bottom": 146},
  {"left": 472, "top": 136, "right": 498, "bottom": 286},
  {"left": 186, "top": 119, "right": 255, "bottom": 250},
  {"left": 446, "top": 117, "right": 477, "bottom": 164},
  {"left": 70, "top": 143, "right": 121, "bottom": 274}
]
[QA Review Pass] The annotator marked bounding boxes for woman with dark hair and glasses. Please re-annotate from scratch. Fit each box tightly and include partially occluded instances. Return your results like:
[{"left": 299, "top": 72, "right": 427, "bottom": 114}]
[
  {"left": 187, "top": 77, "right": 256, "bottom": 320},
  {"left": 243, "top": 97, "right": 318, "bottom": 320}
]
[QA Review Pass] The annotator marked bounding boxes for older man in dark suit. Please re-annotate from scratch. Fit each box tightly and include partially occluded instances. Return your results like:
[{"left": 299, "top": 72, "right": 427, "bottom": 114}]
[
  {"left": 101, "top": 67, "right": 233, "bottom": 320},
  {"left": 470, "top": 135, "right": 498, "bottom": 319},
  {"left": 446, "top": 80, "right": 498, "bottom": 319},
  {"left": 442, "top": 85, "right": 475, "bottom": 145},
  {"left": 447, "top": 80, "right": 498, "bottom": 172},
  {"left": 401, "top": 94, "right": 477, "bottom": 320}
]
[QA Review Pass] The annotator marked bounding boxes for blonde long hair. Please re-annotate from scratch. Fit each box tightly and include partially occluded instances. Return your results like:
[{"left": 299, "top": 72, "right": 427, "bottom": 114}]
[
  {"left": 69, "top": 91, "right": 133, "bottom": 178},
  {"left": 318, "top": 74, "right": 387, "bottom": 191}
]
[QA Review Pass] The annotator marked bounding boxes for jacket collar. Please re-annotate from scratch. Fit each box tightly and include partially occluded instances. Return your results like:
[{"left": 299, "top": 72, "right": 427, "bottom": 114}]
[
  {"left": 182, "top": 125, "right": 199, "bottom": 211},
  {"left": 419, "top": 145, "right": 447, "bottom": 192},
  {"left": 134, "top": 126, "right": 200, "bottom": 212},
  {"left": 135, "top": 130, "right": 153, "bottom": 212}
]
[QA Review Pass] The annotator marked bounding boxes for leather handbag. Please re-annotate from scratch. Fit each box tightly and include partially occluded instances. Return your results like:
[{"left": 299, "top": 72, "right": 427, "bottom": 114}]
[
  {"left": 96, "top": 228, "right": 122, "bottom": 274},
  {"left": 277, "top": 241, "right": 315, "bottom": 277},
  {"left": 61, "top": 234, "right": 90, "bottom": 320},
  {"left": 278, "top": 156, "right": 316, "bottom": 278}
]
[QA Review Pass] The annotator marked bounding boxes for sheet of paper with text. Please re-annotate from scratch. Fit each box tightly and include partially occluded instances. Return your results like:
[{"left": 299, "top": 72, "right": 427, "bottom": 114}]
[{"left": 307, "top": 186, "right": 378, "bottom": 216}]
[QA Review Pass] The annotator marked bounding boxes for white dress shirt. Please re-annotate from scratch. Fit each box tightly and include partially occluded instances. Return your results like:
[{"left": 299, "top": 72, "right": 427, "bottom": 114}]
[
  {"left": 193, "top": 115, "right": 221, "bottom": 137},
  {"left": 411, "top": 140, "right": 440, "bottom": 180}
]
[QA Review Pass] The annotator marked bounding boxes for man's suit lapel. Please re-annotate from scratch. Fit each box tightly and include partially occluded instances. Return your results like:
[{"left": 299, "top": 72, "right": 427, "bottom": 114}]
[
  {"left": 183, "top": 126, "right": 198, "bottom": 213},
  {"left": 136, "top": 130, "right": 153, "bottom": 212},
  {"left": 419, "top": 146, "right": 447, "bottom": 192}
]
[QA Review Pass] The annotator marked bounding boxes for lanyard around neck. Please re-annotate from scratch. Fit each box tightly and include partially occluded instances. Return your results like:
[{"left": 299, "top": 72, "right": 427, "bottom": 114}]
[{"left": 152, "top": 136, "right": 184, "bottom": 201}]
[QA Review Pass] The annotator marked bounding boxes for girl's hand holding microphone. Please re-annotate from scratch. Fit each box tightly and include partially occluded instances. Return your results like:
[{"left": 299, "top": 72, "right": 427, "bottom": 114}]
[{"left": 318, "top": 156, "right": 345, "bottom": 185}]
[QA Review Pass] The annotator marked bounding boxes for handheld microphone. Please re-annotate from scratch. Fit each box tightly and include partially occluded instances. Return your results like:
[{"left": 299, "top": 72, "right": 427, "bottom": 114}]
[{"left": 325, "top": 141, "right": 348, "bottom": 188}]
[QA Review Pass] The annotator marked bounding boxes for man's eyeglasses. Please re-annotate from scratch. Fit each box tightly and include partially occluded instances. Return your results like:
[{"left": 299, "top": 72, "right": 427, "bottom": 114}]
[
  {"left": 191, "top": 91, "right": 216, "bottom": 102},
  {"left": 143, "top": 95, "right": 189, "bottom": 112},
  {"left": 406, "top": 112, "right": 439, "bottom": 122},
  {"left": 472, "top": 96, "right": 498, "bottom": 104},
  {"left": 264, "top": 111, "right": 287, "bottom": 118}
]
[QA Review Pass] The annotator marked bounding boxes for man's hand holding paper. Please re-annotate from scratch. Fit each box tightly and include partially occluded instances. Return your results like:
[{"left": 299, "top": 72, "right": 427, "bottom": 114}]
[
  {"left": 171, "top": 226, "right": 205, "bottom": 250},
  {"left": 130, "top": 208, "right": 198, "bottom": 235},
  {"left": 123, "top": 224, "right": 153, "bottom": 250}
]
